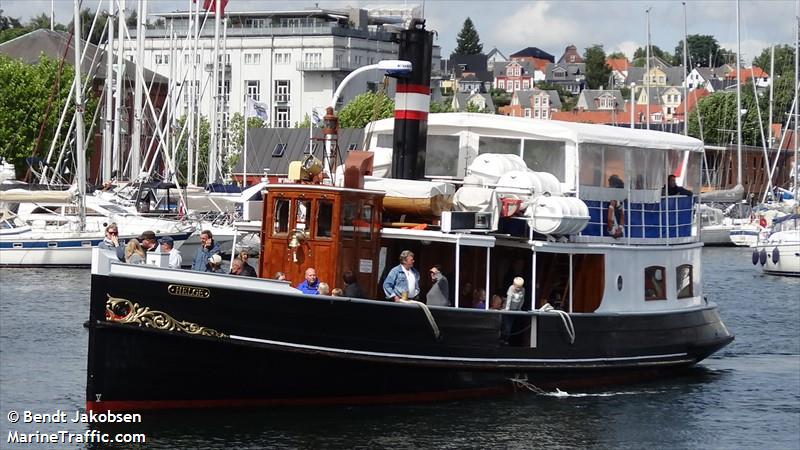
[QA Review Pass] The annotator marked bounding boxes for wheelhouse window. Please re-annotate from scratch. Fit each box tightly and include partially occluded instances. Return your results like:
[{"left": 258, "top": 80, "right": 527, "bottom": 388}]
[
  {"left": 358, "top": 204, "right": 372, "bottom": 240},
  {"left": 478, "top": 136, "right": 520, "bottom": 156},
  {"left": 316, "top": 200, "right": 333, "bottom": 238},
  {"left": 425, "top": 135, "right": 460, "bottom": 177},
  {"left": 272, "top": 198, "right": 290, "bottom": 235},
  {"left": 340, "top": 202, "right": 357, "bottom": 240},
  {"left": 295, "top": 200, "right": 311, "bottom": 231},
  {"left": 676, "top": 264, "right": 693, "bottom": 298},
  {"left": 644, "top": 266, "right": 666, "bottom": 300},
  {"left": 523, "top": 139, "right": 565, "bottom": 181}
]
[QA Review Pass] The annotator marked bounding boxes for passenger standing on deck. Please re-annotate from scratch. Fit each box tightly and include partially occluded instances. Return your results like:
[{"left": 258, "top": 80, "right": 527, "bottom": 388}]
[
  {"left": 505, "top": 277, "right": 525, "bottom": 311},
  {"left": 342, "top": 270, "right": 365, "bottom": 298},
  {"left": 97, "top": 223, "right": 125, "bottom": 261},
  {"left": 238, "top": 251, "right": 257, "bottom": 276},
  {"left": 159, "top": 236, "right": 182, "bottom": 269},
  {"left": 191, "top": 230, "right": 220, "bottom": 272},
  {"left": 426, "top": 265, "right": 450, "bottom": 306},
  {"left": 296, "top": 268, "right": 320, "bottom": 294},
  {"left": 383, "top": 250, "right": 420, "bottom": 302},
  {"left": 607, "top": 175, "right": 625, "bottom": 239}
]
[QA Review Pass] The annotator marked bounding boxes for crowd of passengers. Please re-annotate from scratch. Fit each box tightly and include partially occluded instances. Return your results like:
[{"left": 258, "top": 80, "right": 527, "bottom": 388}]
[{"left": 98, "top": 224, "right": 257, "bottom": 276}]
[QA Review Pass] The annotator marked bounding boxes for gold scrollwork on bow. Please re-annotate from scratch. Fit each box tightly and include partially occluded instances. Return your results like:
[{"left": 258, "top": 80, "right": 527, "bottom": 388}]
[{"left": 105, "top": 295, "right": 227, "bottom": 338}]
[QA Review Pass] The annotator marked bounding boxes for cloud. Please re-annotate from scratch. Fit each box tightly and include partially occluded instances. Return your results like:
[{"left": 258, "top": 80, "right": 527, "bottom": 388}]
[
  {"left": 613, "top": 41, "right": 641, "bottom": 60},
  {"left": 486, "top": 2, "right": 579, "bottom": 54}
]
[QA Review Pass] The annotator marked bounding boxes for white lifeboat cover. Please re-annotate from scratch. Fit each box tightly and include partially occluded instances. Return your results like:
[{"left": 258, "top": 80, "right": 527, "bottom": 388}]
[
  {"left": 496, "top": 170, "right": 562, "bottom": 197},
  {"left": 467, "top": 154, "right": 528, "bottom": 185}
]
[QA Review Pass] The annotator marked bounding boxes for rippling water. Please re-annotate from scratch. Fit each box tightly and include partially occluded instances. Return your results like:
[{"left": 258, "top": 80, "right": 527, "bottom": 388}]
[{"left": 1, "top": 247, "right": 798, "bottom": 449}]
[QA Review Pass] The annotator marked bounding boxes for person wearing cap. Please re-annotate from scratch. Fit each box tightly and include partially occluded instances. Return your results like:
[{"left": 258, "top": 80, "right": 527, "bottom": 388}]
[
  {"left": 159, "top": 236, "right": 182, "bottom": 269},
  {"left": 138, "top": 230, "right": 158, "bottom": 252},
  {"left": 191, "top": 229, "right": 221, "bottom": 272},
  {"left": 207, "top": 254, "right": 224, "bottom": 273},
  {"left": 97, "top": 223, "right": 125, "bottom": 261}
]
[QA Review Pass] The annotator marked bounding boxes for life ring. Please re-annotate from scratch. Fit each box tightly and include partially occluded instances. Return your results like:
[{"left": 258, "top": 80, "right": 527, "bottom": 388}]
[
  {"left": 759, "top": 249, "right": 767, "bottom": 265},
  {"left": 772, "top": 247, "right": 780, "bottom": 264},
  {"left": 752, "top": 250, "right": 759, "bottom": 265}
]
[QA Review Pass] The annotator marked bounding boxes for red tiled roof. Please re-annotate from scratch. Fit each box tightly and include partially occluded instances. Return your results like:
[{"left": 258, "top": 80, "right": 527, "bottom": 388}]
[
  {"left": 674, "top": 88, "right": 710, "bottom": 118},
  {"left": 724, "top": 66, "right": 769, "bottom": 80},
  {"left": 606, "top": 57, "right": 629, "bottom": 72}
]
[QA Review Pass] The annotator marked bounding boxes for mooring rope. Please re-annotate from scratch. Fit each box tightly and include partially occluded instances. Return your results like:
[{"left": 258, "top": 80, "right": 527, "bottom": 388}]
[{"left": 398, "top": 299, "right": 441, "bottom": 340}]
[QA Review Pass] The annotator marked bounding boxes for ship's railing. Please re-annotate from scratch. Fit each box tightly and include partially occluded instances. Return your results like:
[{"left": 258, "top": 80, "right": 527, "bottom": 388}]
[{"left": 582, "top": 195, "right": 695, "bottom": 239}]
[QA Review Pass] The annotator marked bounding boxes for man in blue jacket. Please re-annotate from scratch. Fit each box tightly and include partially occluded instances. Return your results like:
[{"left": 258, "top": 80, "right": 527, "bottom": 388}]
[
  {"left": 296, "top": 268, "right": 319, "bottom": 294},
  {"left": 383, "top": 250, "right": 420, "bottom": 302},
  {"left": 191, "top": 230, "right": 221, "bottom": 271}
]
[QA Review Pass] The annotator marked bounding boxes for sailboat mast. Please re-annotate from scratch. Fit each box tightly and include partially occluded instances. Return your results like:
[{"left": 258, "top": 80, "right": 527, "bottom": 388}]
[
  {"left": 646, "top": 7, "right": 651, "bottom": 129},
  {"left": 112, "top": 0, "right": 125, "bottom": 179},
  {"left": 73, "top": 0, "right": 86, "bottom": 230},
  {"left": 794, "top": 1, "right": 799, "bottom": 199},
  {"left": 209, "top": 0, "right": 221, "bottom": 184},
  {"left": 682, "top": 2, "right": 688, "bottom": 136},
  {"left": 131, "top": 0, "right": 147, "bottom": 180},
  {"left": 735, "top": 0, "right": 743, "bottom": 186},
  {"left": 102, "top": 0, "right": 115, "bottom": 182}
]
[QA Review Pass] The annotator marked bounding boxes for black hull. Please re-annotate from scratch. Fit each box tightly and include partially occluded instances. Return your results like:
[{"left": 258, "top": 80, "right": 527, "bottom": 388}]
[{"left": 86, "top": 273, "right": 733, "bottom": 411}]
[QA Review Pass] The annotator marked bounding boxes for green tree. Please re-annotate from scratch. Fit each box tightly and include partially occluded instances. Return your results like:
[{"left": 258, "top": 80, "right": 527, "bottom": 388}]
[
  {"left": 0, "top": 9, "right": 22, "bottom": 31},
  {"left": 174, "top": 114, "right": 210, "bottom": 185},
  {"left": 454, "top": 17, "right": 483, "bottom": 55},
  {"left": 0, "top": 9, "right": 26, "bottom": 43},
  {"left": 607, "top": 52, "right": 627, "bottom": 60},
  {"left": 67, "top": 8, "right": 109, "bottom": 45},
  {"left": 584, "top": 45, "right": 612, "bottom": 89},
  {"left": 752, "top": 44, "right": 795, "bottom": 78},
  {"left": 688, "top": 89, "right": 765, "bottom": 146},
  {"left": 0, "top": 54, "right": 98, "bottom": 178},
  {"left": 489, "top": 88, "right": 510, "bottom": 109},
  {"left": 429, "top": 100, "right": 453, "bottom": 113},
  {"left": 673, "top": 34, "right": 720, "bottom": 67},
  {"left": 337, "top": 92, "right": 394, "bottom": 128},
  {"left": 632, "top": 45, "right": 673, "bottom": 66}
]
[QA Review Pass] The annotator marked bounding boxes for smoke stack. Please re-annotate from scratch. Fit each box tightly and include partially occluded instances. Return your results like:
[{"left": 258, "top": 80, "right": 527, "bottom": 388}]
[{"left": 391, "top": 20, "right": 433, "bottom": 180}]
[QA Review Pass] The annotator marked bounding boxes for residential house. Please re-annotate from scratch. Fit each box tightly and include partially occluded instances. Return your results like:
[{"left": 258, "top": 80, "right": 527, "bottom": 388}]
[
  {"left": 606, "top": 57, "right": 630, "bottom": 88},
  {"left": 576, "top": 89, "right": 624, "bottom": 112},
  {"left": 673, "top": 87, "right": 710, "bottom": 123},
  {"left": 509, "top": 46, "right": 554, "bottom": 82},
  {"left": 544, "top": 62, "right": 586, "bottom": 94},
  {"left": 685, "top": 67, "right": 717, "bottom": 90},
  {"left": 634, "top": 86, "right": 684, "bottom": 122},
  {"left": 450, "top": 53, "right": 493, "bottom": 93},
  {"left": 486, "top": 47, "right": 508, "bottom": 71},
  {"left": 499, "top": 88, "right": 561, "bottom": 119},
  {"left": 0, "top": 28, "right": 170, "bottom": 181},
  {"left": 724, "top": 66, "right": 770, "bottom": 89},
  {"left": 557, "top": 44, "right": 583, "bottom": 64},
  {"left": 451, "top": 91, "right": 495, "bottom": 112},
  {"left": 493, "top": 60, "right": 536, "bottom": 93},
  {"left": 552, "top": 102, "right": 664, "bottom": 128}
]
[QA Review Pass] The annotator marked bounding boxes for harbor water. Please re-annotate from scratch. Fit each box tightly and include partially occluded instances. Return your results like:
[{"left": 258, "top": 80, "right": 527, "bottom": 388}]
[{"left": 1, "top": 247, "right": 798, "bottom": 449}]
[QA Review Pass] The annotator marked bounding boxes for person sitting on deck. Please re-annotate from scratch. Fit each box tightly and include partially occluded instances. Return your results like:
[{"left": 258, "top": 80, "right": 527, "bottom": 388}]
[
  {"left": 296, "top": 268, "right": 320, "bottom": 294},
  {"left": 342, "top": 270, "right": 365, "bottom": 298},
  {"left": 383, "top": 250, "right": 420, "bottom": 302},
  {"left": 230, "top": 258, "right": 256, "bottom": 277},
  {"left": 97, "top": 223, "right": 125, "bottom": 261},
  {"left": 138, "top": 230, "right": 158, "bottom": 253},
  {"left": 207, "top": 254, "right": 224, "bottom": 273},
  {"left": 489, "top": 294, "right": 504, "bottom": 310},
  {"left": 159, "top": 236, "right": 182, "bottom": 269},
  {"left": 238, "top": 251, "right": 257, "bottom": 276},
  {"left": 124, "top": 239, "right": 145, "bottom": 264},
  {"left": 663, "top": 175, "right": 693, "bottom": 196},
  {"left": 473, "top": 288, "right": 487, "bottom": 309}
]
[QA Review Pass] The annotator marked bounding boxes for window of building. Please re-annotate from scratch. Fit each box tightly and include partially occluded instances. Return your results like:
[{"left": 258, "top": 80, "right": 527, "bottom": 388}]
[
  {"left": 499, "top": 80, "right": 505, "bottom": 89},
  {"left": 644, "top": 266, "right": 667, "bottom": 300},
  {"left": 274, "top": 52, "right": 291, "bottom": 65},
  {"left": 274, "top": 80, "right": 290, "bottom": 103},
  {"left": 245, "top": 18, "right": 266, "bottom": 28},
  {"left": 676, "top": 264, "right": 693, "bottom": 298},
  {"left": 244, "top": 53, "right": 261, "bottom": 65},
  {"left": 534, "top": 97, "right": 540, "bottom": 106},
  {"left": 534, "top": 109, "right": 540, "bottom": 118},
  {"left": 514, "top": 80, "right": 521, "bottom": 90},
  {"left": 274, "top": 106, "right": 290, "bottom": 128},
  {"left": 304, "top": 52, "right": 322, "bottom": 69},
  {"left": 272, "top": 143, "right": 286, "bottom": 157},
  {"left": 542, "top": 109, "right": 548, "bottom": 118},
  {"left": 523, "top": 79, "right": 530, "bottom": 89},
  {"left": 524, "top": 108, "right": 531, "bottom": 117},
  {"left": 347, "top": 143, "right": 358, "bottom": 151},
  {"left": 246, "top": 80, "right": 260, "bottom": 101}
]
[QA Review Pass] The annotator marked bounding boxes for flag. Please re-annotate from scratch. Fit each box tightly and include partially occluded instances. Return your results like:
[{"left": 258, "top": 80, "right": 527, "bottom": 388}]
[
  {"left": 201, "top": 0, "right": 229, "bottom": 15},
  {"left": 311, "top": 107, "right": 322, "bottom": 126},
  {"left": 246, "top": 97, "right": 269, "bottom": 121}
]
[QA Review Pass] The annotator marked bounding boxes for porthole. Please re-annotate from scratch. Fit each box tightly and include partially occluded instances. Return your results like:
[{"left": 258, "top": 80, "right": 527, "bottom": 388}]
[{"left": 617, "top": 275, "right": 623, "bottom": 291}]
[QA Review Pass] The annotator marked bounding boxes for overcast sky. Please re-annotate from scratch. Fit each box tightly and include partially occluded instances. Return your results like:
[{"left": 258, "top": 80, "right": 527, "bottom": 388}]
[{"left": 2, "top": 0, "right": 796, "bottom": 64}]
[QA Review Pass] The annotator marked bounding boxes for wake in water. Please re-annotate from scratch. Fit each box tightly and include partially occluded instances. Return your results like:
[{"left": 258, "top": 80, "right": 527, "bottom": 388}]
[{"left": 510, "top": 378, "right": 663, "bottom": 398}]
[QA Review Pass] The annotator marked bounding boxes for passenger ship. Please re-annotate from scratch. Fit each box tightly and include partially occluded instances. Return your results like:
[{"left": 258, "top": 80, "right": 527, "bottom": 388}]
[{"left": 85, "top": 112, "right": 733, "bottom": 411}]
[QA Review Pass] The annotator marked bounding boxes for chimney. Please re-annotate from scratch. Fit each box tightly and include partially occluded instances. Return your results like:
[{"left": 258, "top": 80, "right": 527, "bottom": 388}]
[{"left": 391, "top": 20, "right": 433, "bottom": 180}]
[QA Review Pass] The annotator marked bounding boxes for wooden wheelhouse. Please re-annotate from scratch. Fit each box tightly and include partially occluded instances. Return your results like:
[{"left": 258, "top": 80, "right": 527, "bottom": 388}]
[{"left": 260, "top": 184, "right": 384, "bottom": 298}]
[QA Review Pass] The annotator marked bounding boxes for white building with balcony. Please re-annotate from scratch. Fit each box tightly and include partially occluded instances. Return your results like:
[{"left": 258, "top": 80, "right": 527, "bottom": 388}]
[{"left": 127, "top": 7, "right": 440, "bottom": 129}]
